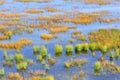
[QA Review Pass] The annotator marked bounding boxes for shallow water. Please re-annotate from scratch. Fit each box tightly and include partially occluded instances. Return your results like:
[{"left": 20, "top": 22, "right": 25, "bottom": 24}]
[{"left": 0, "top": 0, "right": 120, "bottom": 80}]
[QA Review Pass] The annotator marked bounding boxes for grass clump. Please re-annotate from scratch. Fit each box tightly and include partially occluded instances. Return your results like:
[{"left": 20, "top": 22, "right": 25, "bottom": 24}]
[
  {"left": 0, "top": 68, "right": 4, "bottom": 76},
  {"left": 54, "top": 45, "right": 63, "bottom": 54},
  {"left": 33, "top": 46, "right": 40, "bottom": 54},
  {"left": 82, "top": 43, "right": 89, "bottom": 52},
  {"left": 75, "top": 44, "right": 82, "bottom": 52},
  {"left": 41, "top": 34, "right": 53, "bottom": 40},
  {"left": 94, "top": 61, "right": 101, "bottom": 74},
  {"left": 16, "top": 62, "right": 28, "bottom": 70},
  {"left": 66, "top": 45, "right": 73, "bottom": 53},
  {"left": 41, "top": 46, "right": 47, "bottom": 57},
  {"left": 15, "top": 53, "right": 24, "bottom": 63}
]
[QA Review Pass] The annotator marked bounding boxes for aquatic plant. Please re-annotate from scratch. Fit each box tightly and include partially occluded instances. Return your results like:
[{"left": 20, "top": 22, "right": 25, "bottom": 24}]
[
  {"left": 74, "top": 59, "right": 88, "bottom": 67},
  {"left": 89, "top": 43, "right": 97, "bottom": 52},
  {"left": 98, "top": 17, "right": 119, "bottom": 23},
  {"left": 49, "top": 58, "right": 56, "bottom": 66},
  {"left": 82, "top": 43, "right": 89, "bottom": 52},
  {"left": 66, "top": 45, "right": 73, "bottom": 53},
  {"left": 46, "top": 76, "right": 54, "bottom": 80},
  {"left": 0, "top": 68, "right": 4, "bottom": 76},
  {"left": 41, "top": 34, "right": 53, "bottom": 40},
  {"left": 0, "top": 35, "right": 7, "bottom": 40},
  {"left": 6, "top": 61, "right": 13, "bottom": 67},
  {"left": 99, "top": 56, "right": 105, "bottom": 62},
  {"left": 8, "top": 72, "right": 22, "bottom": 79},
  {"left": 110, "top": 52, "right": 114, "bottom": 62},
  {"left": 41, "top": 46, "right": 47, "bottom": 57},
  {"left": 64, "top": 59, "right": 88, "bottom": 69},
  {"left": 33, "top": 46, "right": 40, "bottom": 54},
  {"left": 16, "top": 49, "right": 20, "bottom": 53},
  {"left": 47, "top": 54, "right": 51, "bottom": 60},
  {"left": 31, "top": 75, "right": 54, "bottom": 80},
  {"left": 50, "top": 27, "right": 68, "bottom": 33},
  {"left": 0, "top": 38, "right": 32, "bottom": 49},
  {"left": 85, "top": 0, "right": 110, "bottom": 5},
  {"left": 15, "top": 53, "right": 24, "bottom": 63},
  {"left": 64, "top": 61, "right": 72, "bottom": 68},
  {"left": 46, "top": 7, "right": 56, "bottom": 12},
  {"left": 16, "top": 62, "right": 28, "bottom": 70},
  {"left": 92, "top": 52, "right": 95, "bottom": 57},
  {"left": 4, "top": 30, "right": 13, "bottom": 39},
  {"left": 9, "top": 55, "right": 14, "bottom": 61},
  {"left": 41, "top": 59, "right": 45, "bottom": 65},
  {"left": 27, "top": 59, "right": 34, "bottom": 65},
  {"left": 3, "top": 50, "right": 8, "bottom": 60},
  {"left": 115, "top": 49, "right": 119, "bottom": 59},
  {"left": 101, "top": 60, "right": 120, "bottom": 73},
  {"left": 94, "top": 61, "right": 101, "bottom": 74},
  {"left": 69, "top": 39, "right": 74, "bottom": 43},
  {"left": 31, "top": 76, "right": 41, "bottom": 80},
  {"left": 79, "top": 34, "right": 86, "bottom": 41},
  {"left": 72, "top": 31, "right": 86, "bottom": 41},
  {"left": 79, "top": 70, "right": 85, "bottom": 77},
  {"left": 26, "top": 9, "right": 43, "bottom": 14},
  {"left": 36, "top": 55, "right": 43, "bottom": 62},
  {"left": 89, "top": 29, "right": 120, "bottom": 51},
  {"left": 64, "top": 13, "right": 96, "bottom": 24},
  {"left": 54, "top": 45, "right": 63, "bottom": 54},
  {"left": 45, "top": 64, "right": 50, "bottom": 71},
  {"left": 101, "top": 45, "right": 108, "bottom": 55},
  {"left": 26, "top": 28, "right": 33, "bottom": 33},
  {"left": 8, "top": 72, "right": 14, "bottom": 79},
  {"left": 75, "top": 44, "right": 82, "bottom": 52}
]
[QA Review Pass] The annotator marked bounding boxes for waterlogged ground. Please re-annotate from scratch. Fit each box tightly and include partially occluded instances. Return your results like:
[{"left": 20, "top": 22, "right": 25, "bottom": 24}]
[{"left": 0, "top": 0, "right": 120, "bottom": 80}]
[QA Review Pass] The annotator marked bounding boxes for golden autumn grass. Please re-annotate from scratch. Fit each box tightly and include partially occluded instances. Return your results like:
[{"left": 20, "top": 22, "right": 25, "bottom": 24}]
[
  {"left": 0, "top": 35, "right": 7, "bottom": 40},
  {"left": 50, "top": 27, "right": 69, "bottom": 33},
  {"left": 88, "top": 28, "right": 120, "bottom": 49},
  {"left": 64, "top": 13, "right": 97, "bottom": 24},
  {"left": 65, "top": 0, "right": 111, "bottom": 5},
  {"left": 0, "top": 38, "right": 32, "bottom": 49},
  {"left": 29, "top": 22, "right": 73, "bottom": 33},
  {"left": 45, "top": 7, "right": 56, "bottom": 12},
  {"left": 26, "top": 9, "right": 44, "bottom": 14},
  {"left": 98, "top": 18, "right": 120, "bottom": 23},
  {"left": 41, "top": 34, "right": 53, "bottom": 40},
  {"left": 0, "top": 12, "right": 27, "bottom": 18},
  {"left": 85, "top": 0, "right": 111, "bottom": 5}
]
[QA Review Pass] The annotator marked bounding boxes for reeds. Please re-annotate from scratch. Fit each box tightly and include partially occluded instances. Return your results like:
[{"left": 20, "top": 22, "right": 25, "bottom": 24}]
[
  {"left": 15, "top": 53, "right": 24, "bottom": 63},
  {"left": 89, "top": 28, "right": 120, "bottom": 54},
  {"left": 41, "top": 46, "right": 47, "bottom": 57},
  {"left": 0, "top": 68, "right": 4, "bottom": 76},
  {"left": 66, "top": 45, "right": 73, "bottom": 54},
  {"left": 16, "top": 61, "right": 28, "bottom": 70},
  {"left": 54, "top": 45, "right": 63, "bottom": 55},
  {"left": 64, "top": 59, "right": 88, "bottom": 68},
  {"left": 94, "top": 61, "right": 101, "bottom": 74},
  {"left": 33, "top": 46, "right": 40, "bottom": 54}
]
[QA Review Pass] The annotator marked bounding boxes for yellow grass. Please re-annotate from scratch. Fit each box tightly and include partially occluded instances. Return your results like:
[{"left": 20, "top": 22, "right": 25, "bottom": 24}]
[
  {"left": 41, "top": 34, "right": 53, "bottom": 40},
  {"left": 26, "top": 9, "right": 44, "bottom": 14}
]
